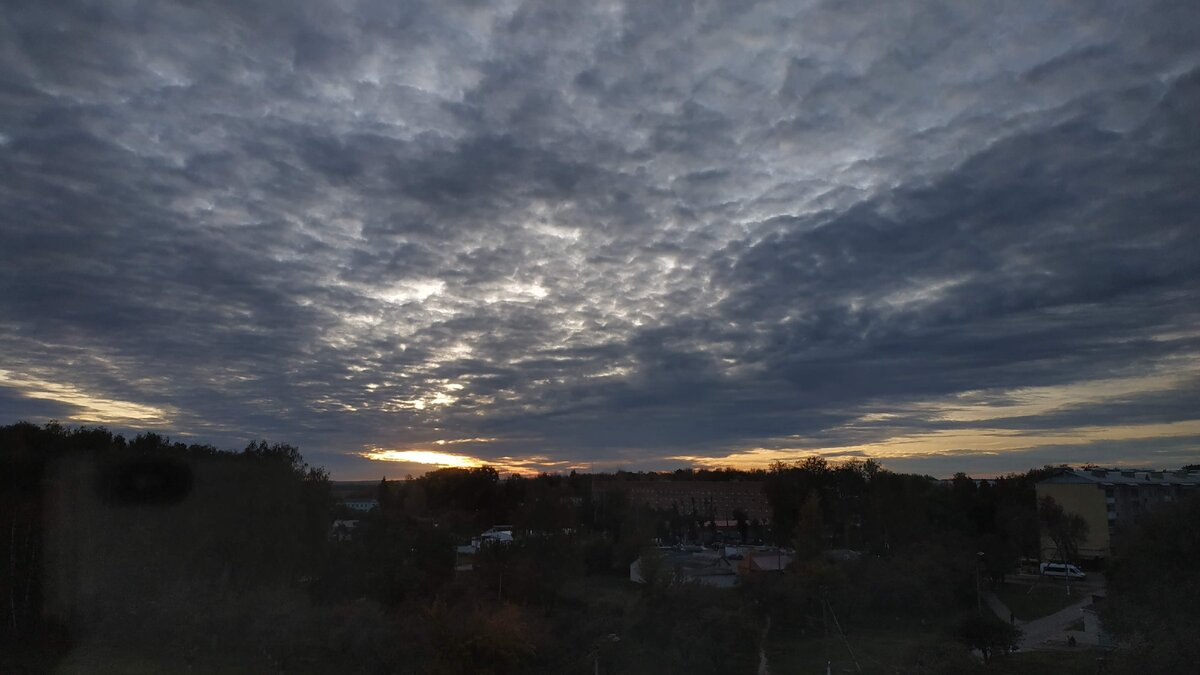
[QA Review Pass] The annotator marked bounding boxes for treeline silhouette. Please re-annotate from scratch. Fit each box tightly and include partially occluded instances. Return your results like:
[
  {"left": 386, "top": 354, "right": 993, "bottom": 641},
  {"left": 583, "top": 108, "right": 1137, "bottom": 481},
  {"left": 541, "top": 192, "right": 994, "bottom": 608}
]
[
  {"left": 1, "top": 422, "right": 333, "bottom": 671},
  {"left": 2, "top": 421, "right": 1191, "bottom": 673}
]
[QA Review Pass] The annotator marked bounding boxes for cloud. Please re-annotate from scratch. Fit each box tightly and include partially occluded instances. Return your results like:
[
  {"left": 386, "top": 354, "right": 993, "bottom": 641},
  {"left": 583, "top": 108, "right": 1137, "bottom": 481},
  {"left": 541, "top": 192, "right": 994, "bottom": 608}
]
[{"left": 2, "top": 0, "right": 1199, "bottom": 477}]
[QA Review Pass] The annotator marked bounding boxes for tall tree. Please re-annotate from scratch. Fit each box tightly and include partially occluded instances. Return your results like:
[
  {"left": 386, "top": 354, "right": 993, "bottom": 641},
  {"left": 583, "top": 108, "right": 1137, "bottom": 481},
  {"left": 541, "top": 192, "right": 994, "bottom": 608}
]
[
  {"left": 1037, "top": 496, "right": 1088, "bottom": 566},
  {"left": 1102, "top": 494, "right": 1200, "bottom": 672},
  {"left": 792, "top": 492, "right": 825, "bottom": 561}
]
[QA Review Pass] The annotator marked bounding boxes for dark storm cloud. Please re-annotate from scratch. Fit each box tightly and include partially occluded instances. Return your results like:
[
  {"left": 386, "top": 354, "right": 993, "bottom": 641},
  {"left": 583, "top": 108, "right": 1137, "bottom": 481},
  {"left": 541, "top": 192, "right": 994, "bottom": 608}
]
[{"left": 2, "top": 0, "right": 1199, "bottom": 477}]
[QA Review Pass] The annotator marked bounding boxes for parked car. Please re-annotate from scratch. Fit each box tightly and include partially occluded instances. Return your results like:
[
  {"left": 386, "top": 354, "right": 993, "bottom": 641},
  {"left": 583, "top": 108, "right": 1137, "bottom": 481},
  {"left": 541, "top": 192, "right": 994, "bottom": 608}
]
[{"left": 1039, "top": 562, "right": 1086, "bottom": 579}]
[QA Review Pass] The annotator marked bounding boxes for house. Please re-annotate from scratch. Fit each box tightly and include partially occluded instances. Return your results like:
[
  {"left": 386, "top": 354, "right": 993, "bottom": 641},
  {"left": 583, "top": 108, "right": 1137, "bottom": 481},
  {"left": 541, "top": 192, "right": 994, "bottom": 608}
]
[
  {"left": 1036, "top": 467, "right": 1199, "bottom": 560},
  {"left": 478, "top": 525, "right": 514, "bottom": 546},
  {"left": 459, "top": 525, "right": 515, "bottom": 554},
  {"left": 329, "top": 519, "right": 359, "bottom": 542}
]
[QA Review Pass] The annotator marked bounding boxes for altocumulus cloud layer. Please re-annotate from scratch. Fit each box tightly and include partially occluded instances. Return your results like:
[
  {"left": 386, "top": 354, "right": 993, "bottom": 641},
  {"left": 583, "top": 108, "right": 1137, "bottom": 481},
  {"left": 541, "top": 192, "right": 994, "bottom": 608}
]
[{"left": 2, "top": 0, "right": 1199, "bottom": 477}]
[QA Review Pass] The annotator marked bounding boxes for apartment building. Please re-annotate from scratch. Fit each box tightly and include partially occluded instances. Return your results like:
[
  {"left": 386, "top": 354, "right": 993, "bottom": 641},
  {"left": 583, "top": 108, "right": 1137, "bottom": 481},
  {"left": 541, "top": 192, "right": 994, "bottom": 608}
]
[{"left": 1036, "top": 467, "right": 1199, "bottom": 560}]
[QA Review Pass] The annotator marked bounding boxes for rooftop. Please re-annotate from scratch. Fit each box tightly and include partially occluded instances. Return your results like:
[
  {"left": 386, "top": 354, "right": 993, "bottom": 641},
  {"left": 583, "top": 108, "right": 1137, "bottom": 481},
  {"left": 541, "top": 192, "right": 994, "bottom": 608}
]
[{"left": 1040, "top": 467, "right": 1200, "bottom": 487}]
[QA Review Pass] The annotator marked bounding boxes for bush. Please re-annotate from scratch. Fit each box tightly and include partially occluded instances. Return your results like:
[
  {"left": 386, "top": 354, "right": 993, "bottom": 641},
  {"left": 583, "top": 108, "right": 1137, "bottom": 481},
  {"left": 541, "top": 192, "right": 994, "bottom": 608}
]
[{"left": 951, "top": 612, "right": 1020, "bottom": 664}]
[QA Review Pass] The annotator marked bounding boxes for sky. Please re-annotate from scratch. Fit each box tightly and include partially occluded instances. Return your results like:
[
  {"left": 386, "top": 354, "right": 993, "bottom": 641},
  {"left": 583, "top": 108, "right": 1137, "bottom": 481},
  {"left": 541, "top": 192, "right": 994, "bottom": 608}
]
[{"left": 2, "top": 0, "right": 1199, "bottom": 479}]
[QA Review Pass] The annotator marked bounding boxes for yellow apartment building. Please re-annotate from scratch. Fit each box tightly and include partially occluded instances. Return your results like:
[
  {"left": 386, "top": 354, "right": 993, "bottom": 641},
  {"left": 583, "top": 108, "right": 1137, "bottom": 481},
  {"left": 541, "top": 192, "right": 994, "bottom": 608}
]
[{"left": 1036, "top": 467, "right": 1199, "bottom": 561}]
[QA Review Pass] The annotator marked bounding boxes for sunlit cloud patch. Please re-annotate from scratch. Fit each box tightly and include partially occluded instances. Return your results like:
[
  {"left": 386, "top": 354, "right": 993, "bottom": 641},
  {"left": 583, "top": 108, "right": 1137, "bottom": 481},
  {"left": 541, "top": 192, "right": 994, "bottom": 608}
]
[{"left": 0, "top": 370, "right": 172, "bottom": 426}]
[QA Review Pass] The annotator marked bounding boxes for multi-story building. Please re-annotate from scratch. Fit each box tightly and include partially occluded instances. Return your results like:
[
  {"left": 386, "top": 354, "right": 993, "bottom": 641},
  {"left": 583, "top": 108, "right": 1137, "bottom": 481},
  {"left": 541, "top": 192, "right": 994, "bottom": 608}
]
[
  {"left": 1036, "top": 467, "right": 1199, "bottom": 560},
  {"left": 342, "top": 498, "right": 379, "bottom": 513},
  {"left": 597, "top": 480, "right": 772, "bottom": 522}
]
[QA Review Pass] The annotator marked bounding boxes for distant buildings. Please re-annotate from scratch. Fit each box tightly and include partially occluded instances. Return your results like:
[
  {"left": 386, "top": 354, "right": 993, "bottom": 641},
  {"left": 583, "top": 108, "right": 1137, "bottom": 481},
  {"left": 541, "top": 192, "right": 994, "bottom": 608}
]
[
  {"left": 1036, "top": 467, "right": 1199, "bottom": 560},
  {"left": 935, "top": 477, "right": 998, "bottom": 488},
  {"left": 599, "top": 480, "right": 771, "bottom": 522},
  {"left": 457, "top": 525, "right": 515, "bottom": 555},
  {"left": 342, "top": 498, "right": 379, "bottom": 513}
]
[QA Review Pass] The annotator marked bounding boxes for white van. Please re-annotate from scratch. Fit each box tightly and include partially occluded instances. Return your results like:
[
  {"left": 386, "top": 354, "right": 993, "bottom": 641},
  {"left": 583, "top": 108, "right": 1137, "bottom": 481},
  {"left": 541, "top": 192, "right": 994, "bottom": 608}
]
[{"left": 1039, "top": 562, "right": 1086, "bottom": 579}]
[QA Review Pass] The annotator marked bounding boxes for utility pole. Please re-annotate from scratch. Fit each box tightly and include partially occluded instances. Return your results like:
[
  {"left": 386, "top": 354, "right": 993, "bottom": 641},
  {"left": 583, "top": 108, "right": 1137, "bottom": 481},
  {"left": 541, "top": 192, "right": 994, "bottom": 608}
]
[
  {"left": 1063, "top": 548, "right": 1072, "bottom": 597},
  {"left": 825, "top": 594, "right": 861, "bottom": 674},
  {"left": 976, "top": 551, "right": 985, "bottom": 616},
  {"left": 822, "top": 587, "right": 831, "bottom": 675},
  {"left": 591, "top": 633, "right": 619, "bottom": 674}
]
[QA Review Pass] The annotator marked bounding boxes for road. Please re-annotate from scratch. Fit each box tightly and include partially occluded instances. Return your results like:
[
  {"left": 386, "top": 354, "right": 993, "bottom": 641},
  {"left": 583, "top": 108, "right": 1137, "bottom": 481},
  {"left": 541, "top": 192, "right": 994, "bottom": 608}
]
[{"left": 758, "top": 615, "right": 771, "bottom": 675}]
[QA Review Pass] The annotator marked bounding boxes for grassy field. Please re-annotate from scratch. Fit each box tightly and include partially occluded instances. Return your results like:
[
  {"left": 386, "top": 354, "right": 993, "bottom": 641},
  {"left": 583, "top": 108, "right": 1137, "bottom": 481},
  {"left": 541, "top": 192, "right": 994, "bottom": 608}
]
[
  {"left": 54, "top": 645, "right": 270, "bottom": 675},
  {"left": 1004, "top": 649, "right": 1115, "bottom": 674},
  {"left": 996, "top": 581, "right": 1088, "bottom": 620},
  {"left": 766, "top": 626, "right": 949, "bottom": 674},
  {"left": 558, "top": 573, "right": 640, "bottom": 606},
  {"left": 767, "top": 627, "right": 1115, "bottom": 675},
  {"left": 763, "top": 614, "right": 1118, "bottom": 672}
]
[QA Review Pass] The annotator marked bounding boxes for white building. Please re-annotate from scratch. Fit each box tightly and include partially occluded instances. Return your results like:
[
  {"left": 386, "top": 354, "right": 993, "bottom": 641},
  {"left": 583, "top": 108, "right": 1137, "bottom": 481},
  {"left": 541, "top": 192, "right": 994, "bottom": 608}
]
[{"left": 342, "top": 499, "right": 378, "bottom": 513}]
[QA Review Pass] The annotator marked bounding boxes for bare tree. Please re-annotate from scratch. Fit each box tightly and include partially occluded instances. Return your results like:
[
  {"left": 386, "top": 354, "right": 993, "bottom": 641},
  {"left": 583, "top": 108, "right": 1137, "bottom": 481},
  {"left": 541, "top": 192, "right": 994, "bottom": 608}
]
[{"left": 1038, "top": 496, "right": 1089, "bottom": 594}]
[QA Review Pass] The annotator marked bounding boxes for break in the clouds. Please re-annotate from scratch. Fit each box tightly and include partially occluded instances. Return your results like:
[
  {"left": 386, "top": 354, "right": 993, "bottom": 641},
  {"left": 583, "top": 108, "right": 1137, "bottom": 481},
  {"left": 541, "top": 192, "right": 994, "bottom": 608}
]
[{"left": 2, "top": 0, "right": 1199, "bottom": 478}]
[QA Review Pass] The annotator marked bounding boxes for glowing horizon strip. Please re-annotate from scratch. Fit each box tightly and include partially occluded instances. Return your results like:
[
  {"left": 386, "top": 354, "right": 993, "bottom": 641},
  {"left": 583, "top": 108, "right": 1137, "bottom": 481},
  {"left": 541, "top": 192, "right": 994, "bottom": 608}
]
[{"left": 361, "top": 449, "right": 482, "bottom": 468}]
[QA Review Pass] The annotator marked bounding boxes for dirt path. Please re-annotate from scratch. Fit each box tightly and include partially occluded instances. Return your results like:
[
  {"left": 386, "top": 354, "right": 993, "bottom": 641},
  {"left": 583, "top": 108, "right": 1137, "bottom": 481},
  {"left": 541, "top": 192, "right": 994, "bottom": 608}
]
[
  {"left": 1016, "top": 596, "right": 1094, "bottom": 649},
  {"left": 987, "top": 590, "right": 1095, "bottom": 650},
  {"left": 984, "top": 591, "right": 1016, "bottom": 625}
]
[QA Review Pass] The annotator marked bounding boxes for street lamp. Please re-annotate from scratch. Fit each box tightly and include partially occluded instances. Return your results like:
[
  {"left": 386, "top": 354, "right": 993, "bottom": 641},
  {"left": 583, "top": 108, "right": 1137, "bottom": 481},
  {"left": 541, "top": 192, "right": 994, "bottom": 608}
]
[{"left": 592, "top": 633, "right": 620, "bottom": 675}]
